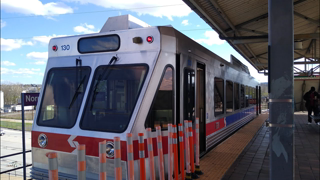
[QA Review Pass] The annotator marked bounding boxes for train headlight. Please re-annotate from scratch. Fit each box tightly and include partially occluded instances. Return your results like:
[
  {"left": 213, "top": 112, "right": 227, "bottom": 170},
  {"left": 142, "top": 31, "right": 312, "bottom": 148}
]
[
  {"left": 106, "top": 142, "right": 114, "bottom": 158},
  {"left": 38, "top": 134, "right": 48, "bottom": 148}
]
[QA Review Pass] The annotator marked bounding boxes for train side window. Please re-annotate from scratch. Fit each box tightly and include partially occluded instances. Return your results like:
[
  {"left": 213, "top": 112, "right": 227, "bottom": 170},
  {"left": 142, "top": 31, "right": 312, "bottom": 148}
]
[
  {"left": 145, "top": 66, "right": 174, "bottom": 130},
  {"left": 234, "top": 83, "right": 240, "bottom": 110},
  {"left": 240, "top": 84, "right": 245, "bottom": 108},
  {"left": 226, "top": 80, "right": 233, "bottom": 113},
  {"left": 245, "top": 86, "right": 249, "bottom": 107},
  {"left": 37, "top": 67, "right": 91, "bottom": 128},
  {"left": 214, "top": 77, "right": 224, "bottom": 116}
]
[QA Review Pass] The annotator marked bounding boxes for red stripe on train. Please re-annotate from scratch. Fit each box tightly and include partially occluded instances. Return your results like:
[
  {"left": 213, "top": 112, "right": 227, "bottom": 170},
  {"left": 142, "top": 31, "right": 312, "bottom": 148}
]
[
  {"left": 205, "top": 118, "right": 225, "bottom": 136},
  {"left": 32, "top": 131, "right": 168, "bottom": 161}
]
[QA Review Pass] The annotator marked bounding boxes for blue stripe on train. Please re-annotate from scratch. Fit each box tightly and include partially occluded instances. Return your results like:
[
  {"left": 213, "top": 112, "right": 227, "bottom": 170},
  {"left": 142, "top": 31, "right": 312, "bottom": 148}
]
[{"left": 225, "top": 107, "right": 255, "bottom": 126}]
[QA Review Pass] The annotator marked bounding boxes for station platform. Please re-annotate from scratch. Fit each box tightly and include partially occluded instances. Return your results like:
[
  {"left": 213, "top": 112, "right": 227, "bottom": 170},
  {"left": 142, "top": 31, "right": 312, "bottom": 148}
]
[{"left": 198, "top": 112, "right": 320, "bottom": 180}]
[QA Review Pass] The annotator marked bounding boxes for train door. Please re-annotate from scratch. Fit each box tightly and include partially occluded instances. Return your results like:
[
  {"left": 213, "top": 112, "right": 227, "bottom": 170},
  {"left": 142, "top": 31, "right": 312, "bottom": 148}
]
[{"left": 196, "top": 63, "right": 206, "bottom": 154}]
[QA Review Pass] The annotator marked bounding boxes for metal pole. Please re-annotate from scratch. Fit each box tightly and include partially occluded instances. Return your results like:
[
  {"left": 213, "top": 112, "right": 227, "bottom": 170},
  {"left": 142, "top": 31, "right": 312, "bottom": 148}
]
[
  {"left": 256, "top": 86, "right": 258, "bottom": 116},
  {"left": 268, "top": 0, "right": 294, "bottom": 179},
  {"left": 259, "top": 86, "right": 261, "bottom": 114},
  {"left": 21, "top": 93, "right": 26, "bottom": 180}
]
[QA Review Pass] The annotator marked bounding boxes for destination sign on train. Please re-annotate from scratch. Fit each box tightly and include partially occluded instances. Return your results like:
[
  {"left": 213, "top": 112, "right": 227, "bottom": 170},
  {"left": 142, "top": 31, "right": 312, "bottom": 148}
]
[{"left": 24, "top": 93, "right": 39, "bottom": 106}]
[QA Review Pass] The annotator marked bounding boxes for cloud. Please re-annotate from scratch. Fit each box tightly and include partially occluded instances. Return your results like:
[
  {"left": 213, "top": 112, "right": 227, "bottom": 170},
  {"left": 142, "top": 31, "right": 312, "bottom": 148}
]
[
  {"left": 1, "top": 61, "right": 16, "bottom": 66},
  {"left": 181, "top": 20, "right": 189, "bottom": 26},
  {"left": 194, "top": 31, "right": 225, "bottom": 46},
  {"left": 1, "top": 38, "right": 34, "bottom": 51},
  {"left": 32, "top": 34, "right": 67, "bottom": 45},
  {"left": 65, "top": 0, "right": 192, "bottom": 21},
  {"left": 197, "top": 25, "right": 200, "bottom": 27},
  {"left": 1, "top": 67, "right": 43, "bottom": 76},
  {"left": 27, "top": 52, "right": 48, "bottom": 65},
  {"left": 1, "top": 20, "right": 6, "bottom": 28},
  {"left": 1, "top": 0, "right": 73, "bottom": 16},
  {"left": 74, "top": 23, "right": 97, "bottom": 34}
]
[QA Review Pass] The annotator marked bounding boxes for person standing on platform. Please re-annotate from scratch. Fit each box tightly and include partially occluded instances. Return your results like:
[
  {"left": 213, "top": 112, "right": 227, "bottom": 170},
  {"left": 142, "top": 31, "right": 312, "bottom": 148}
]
[{"left": 303, "top": 87, "right": 320, "bottom": 125}]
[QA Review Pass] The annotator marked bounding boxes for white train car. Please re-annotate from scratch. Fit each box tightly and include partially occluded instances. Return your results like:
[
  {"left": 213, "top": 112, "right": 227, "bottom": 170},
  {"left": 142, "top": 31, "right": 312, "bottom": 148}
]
[{"left": 31, "top": 15, "right": 260, "bottom": 179}]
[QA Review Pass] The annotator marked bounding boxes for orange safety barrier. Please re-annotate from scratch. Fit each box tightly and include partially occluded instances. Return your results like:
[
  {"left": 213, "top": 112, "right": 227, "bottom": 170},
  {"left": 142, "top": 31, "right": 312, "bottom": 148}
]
[
  {"left": 156, "top": 126, "right": 165, "bottom": 180},
  {"left": 126, "top": 133, "right": 134, "bottom": 180},
  {"left": 46, "top": 152, "right": 58, "bottom": 180},
  {"left": 168, "top": 124, "right": 173, "bottom": 180},
  {"left": 114, "top": 137, "right": 122, "bottom": 180},
  {"left": 172, "top": 125, "right": 179, "bottom": 180},
  {"left": 138, "top": 133, "right": 146, "bottom": 180},
  {"left": 178, "top": 123, "right": 185, "bottom": 180},
  {"left": 146, "top": 128, "right": 156, "bottom": 180},
  {"left": 99, "top": 140, "right": 107, "bottom": 180},
  {"left": 195, "top": 118, "right": 203, "bottom": 175},
  {"left": 184, "top": 120, "right": 191, "bottom": 180},
  {"left": 77, "top": 144, "right": 86, "bottom": 180},
  {"left": 188, "top": 121, "right": 199, "bottom": 179}
]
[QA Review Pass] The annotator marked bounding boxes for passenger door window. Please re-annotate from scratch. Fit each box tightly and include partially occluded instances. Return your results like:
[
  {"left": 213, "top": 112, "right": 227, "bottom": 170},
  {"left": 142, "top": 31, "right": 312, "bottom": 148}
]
[
  {"left": 226, "top": 80, "right": 233, "bottom": 113},
  {"left": 184, "top": 69, "right": 195, "bottom": 121},
  {"left": 240, "top": 84, "right": 245, "bottom": 108},
  {"left": 234, "top": 83, "right": 240, "bottom": 110}
]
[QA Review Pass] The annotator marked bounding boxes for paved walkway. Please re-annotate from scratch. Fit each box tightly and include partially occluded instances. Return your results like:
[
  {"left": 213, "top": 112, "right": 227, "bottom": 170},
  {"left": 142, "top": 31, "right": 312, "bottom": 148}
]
[
  {"left": 222, "top": 112, "right": 320, "bottom": 180},
  {"left": 197, "top": 114, "right": 269, "bottom": 180}
]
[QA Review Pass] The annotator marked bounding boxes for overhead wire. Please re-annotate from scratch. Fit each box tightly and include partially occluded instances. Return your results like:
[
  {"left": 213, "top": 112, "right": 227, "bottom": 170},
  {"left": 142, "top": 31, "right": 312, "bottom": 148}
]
[{"left": 1, "top": 4, "right": 187, "bottom": 20}]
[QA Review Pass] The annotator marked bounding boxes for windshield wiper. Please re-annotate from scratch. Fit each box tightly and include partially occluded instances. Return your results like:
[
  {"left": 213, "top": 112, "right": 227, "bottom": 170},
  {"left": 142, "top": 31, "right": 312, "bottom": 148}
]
[
  {"left": 69, "top": 75, "right": 87, "bottom": 109},
  {"left": 89, "top": 56, "right": 118, "bottom": 111},
  {"left": 89, "top": 74, "right": 101, "bottom": 111}
]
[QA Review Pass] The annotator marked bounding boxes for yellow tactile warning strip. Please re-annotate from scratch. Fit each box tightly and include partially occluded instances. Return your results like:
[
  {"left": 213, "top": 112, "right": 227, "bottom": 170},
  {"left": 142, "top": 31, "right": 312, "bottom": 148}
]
[
  {"left": 0, "top": 174, "right": 24, "bottom": 180},
  {"left": 198, "top": 114, "right": 268, "bottom": 180}
]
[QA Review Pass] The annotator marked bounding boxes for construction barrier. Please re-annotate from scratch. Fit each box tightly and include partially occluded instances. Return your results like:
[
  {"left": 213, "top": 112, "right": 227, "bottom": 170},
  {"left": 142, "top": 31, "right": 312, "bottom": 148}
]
[
  {"left": 77, "top": 144, "right": 86, "bottom": 180},
  {"left": 178, "top": 123, "right": 185, "bottom": 180},
  {"left": 138, "top": 133, "right": 146, "bottom": 180},
  {"left": 172, "top": 125, "right": 179, "bottom": 180},
  {"left": 126, "top": 133, "right": 134, "bottom": 180},
  {"left": 99, "top": 140, "right": 107, "bottom": 180},
  {"left": 43, "top": 122, "right": 204, "bottom": 180},
  {"left": 188, "top": 121, "right": 199, "bottom": 179},
  {"left": 156, "top": 126, "right": 165, "bottom": 180},
  {"left": 168, "top": 124, "right": 173, "bottom": 180},
  {"left": 114, "top": 137, "right": 122, "bottom": 180},
  {"left": 195, "top": 118, "right": 203, "bottom": 175},
  {"left": 184, "top": 120, "right": 192, "bottom": 180},
  {"left": 146, "top": 128, "right": 156, "bottom": 180},
  {"left": 46, "top": 152, "right": 58, "bottom": 180}
]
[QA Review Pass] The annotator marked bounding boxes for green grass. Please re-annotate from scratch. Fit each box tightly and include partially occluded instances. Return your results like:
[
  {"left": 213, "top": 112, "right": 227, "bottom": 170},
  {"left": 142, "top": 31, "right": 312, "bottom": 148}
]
[
  {"left": 0, "top": 121, "right": 33, "bottom": 131},
  {"left": 0, "top": 111, "right": 35, "bottom": 120}
]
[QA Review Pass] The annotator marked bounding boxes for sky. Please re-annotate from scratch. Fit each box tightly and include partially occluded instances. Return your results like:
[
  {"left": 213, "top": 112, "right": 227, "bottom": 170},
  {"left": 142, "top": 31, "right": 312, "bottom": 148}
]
[{"left": 1, "top": 0, "right": 269, "bottom": 84}]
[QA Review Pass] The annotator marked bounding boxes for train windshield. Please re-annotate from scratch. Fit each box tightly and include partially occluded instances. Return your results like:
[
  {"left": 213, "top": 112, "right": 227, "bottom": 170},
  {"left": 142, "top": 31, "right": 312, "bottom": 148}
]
[
  {"left": 37, "top": 67, "right": 91, "bottom": 128},
  {"left": 80, "top": 64, "right": 148, "bottom": 132}
]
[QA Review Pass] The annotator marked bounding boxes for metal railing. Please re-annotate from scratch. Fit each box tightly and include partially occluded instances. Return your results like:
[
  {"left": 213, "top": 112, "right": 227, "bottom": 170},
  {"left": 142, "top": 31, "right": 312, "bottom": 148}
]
[{"left": 0, "top": 150, "right": 32, "bottom": 175}]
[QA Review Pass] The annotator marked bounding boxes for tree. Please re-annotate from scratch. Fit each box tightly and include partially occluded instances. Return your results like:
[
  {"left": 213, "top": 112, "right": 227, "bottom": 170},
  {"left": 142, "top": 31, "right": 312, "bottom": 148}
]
[{"left": 0, "top": 83, "right": 23, "bottom": 105}]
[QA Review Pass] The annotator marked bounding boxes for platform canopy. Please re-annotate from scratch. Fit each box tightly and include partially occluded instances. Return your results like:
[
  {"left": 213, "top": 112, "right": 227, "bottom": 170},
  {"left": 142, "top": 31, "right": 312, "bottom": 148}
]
[{"left": 183, "top": 0, "right": 320, "bottom": 73}]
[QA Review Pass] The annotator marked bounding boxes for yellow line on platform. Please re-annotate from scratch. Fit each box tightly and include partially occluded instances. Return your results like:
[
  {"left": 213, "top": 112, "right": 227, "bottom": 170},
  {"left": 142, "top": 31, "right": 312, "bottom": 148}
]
[
  {"left": 198, "top": 114, "right": 268, "bottom": 180},
  {"left": 0, "top": 174, "right": 24, "bottom": 180}
]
